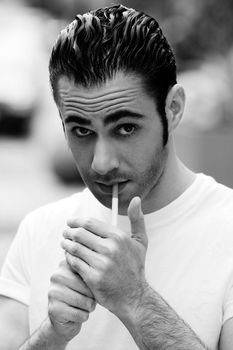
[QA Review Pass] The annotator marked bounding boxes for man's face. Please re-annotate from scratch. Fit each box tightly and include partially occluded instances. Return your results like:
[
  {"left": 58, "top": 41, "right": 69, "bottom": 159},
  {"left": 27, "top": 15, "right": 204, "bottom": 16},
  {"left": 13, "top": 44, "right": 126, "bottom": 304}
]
[{"left": 57, "top": 72, "right": 169, "bottom": 214}]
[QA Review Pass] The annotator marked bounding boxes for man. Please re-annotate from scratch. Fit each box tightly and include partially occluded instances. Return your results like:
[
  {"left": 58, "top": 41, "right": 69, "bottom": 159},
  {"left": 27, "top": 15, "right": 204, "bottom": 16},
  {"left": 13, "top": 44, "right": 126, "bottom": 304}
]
[{"left": 0, "top": 4, "right": 233, "bottom": 349}]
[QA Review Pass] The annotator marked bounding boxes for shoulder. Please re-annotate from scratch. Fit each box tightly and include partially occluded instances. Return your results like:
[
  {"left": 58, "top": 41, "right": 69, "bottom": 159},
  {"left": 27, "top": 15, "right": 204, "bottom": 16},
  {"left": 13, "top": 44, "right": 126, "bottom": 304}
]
[
  {"left": 190, "top": 174, "right": 233, "bottom": 238},
  {"left": 198, "top": 174, "right": 233, "bottom": 247},
  {"left": 24, "top": 191, "right": 83, "bottom": 224},
  {"left": 19, "top": 188, "right": 92, "bottom": 243},
  {"left": 198, "top": 173, "right": 233, "bottom": 214}
]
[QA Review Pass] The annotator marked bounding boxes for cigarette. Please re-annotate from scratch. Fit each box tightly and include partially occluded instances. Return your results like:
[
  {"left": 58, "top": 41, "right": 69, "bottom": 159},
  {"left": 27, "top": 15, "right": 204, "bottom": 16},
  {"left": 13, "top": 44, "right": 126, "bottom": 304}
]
[{"left": 111, "top": 183, "right": 118, "bottom": 226}]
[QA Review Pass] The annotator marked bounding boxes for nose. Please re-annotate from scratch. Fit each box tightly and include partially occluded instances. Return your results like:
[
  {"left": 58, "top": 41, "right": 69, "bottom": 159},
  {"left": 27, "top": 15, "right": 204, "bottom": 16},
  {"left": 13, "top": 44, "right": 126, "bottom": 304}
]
[{"left": 91, "top": 138, "right": 119, "bottom": 175}]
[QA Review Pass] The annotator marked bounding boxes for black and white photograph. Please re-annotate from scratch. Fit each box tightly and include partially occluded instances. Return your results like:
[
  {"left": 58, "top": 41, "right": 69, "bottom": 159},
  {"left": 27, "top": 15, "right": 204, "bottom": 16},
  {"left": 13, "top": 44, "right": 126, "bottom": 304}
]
[{"left": 1, "top": 1, "right": 233, "bottom": 349}]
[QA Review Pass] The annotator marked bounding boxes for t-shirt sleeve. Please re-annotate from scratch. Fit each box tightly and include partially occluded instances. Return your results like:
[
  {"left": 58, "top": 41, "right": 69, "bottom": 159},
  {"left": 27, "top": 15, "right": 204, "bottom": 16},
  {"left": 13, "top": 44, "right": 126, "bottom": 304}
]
[
  {"left": 0, "top": 217, "right": 32, "bottom": 305},
  {"left": 223, "top": 276, "right": 233, "bottom": 324}
]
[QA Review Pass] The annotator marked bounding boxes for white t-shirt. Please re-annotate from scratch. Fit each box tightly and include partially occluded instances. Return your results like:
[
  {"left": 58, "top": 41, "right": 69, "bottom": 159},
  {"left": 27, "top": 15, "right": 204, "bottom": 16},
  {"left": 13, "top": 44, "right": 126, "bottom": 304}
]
[{"left": 1, "top": 173, "right": 233, "bottom": 349}]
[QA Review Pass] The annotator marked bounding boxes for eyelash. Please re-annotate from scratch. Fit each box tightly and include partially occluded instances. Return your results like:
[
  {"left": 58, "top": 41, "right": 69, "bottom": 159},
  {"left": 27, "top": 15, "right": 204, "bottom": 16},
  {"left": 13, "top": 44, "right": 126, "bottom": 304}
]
[
  {"left": 115, "top": 124, "right": 138, "bottom": 137},
  {"left": 71, "top": 124, "right": 139, "bottom": 138},
  {"left": 72, "top": 127, "right": 94, "bottom": 137}
]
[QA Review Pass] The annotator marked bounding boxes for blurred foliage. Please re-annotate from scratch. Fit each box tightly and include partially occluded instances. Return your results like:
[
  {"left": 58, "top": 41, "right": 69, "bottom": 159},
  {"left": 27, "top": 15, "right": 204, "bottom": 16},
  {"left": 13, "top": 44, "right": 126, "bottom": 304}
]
[
  {"left": 14, "top": 0, "right": 233, "bottom": 134},
  {"left": 25, "top": 0, "right": 233, "bottom": 67},
  {"left": 25, "top": 0, "right": 90, "bottom": 19},
  {"left": 169, "top": 0, "right": 233, "bottom": 69},
  {"left": 1, "top": 0, "right": 232, "bottom": 185}
]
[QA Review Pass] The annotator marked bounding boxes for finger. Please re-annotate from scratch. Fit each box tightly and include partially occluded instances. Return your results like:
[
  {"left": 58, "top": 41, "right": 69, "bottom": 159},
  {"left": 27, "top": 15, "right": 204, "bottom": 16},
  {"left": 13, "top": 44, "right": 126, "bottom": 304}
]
[
  {"left": 61, "top": 239, "right": 99, "bottom": 267},
  {"left": 49, "top": 301, "right": 90, "bottom": 324},
  {"left": 53, "top": 285, "right": 96, "bottom": 312},
  {"left": 127, "top": 197, "right": 148, "bottom": 248},
  {"left": 67, "top": 217, "right": 117, "bottom": 239},
  {"left": 63, "top": 227, "right": 104, "bottom": 253},
  {"left": 58, "top": 260, "right": 93, "bottom": 298},
  {"left": 65, "top": 251, "right": 92, "bottom": 284}
]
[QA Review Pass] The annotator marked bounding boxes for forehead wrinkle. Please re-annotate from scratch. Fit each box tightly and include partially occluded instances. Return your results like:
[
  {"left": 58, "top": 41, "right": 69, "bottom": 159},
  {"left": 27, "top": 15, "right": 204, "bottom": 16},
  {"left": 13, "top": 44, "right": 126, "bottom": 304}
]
[
  {"left": 58, "top": 79, "right": 140, "bottom": 99},
  {"left": 64, "top": 95, "right": 135, "bottom": 110},
  {"left": 62, "top": 92, "right": 140, "bottom": 115},
  {"left": 61, "top": 88, "right": 139, "bottom": 106},
  {"left": 64, "top": 98, "right": 138, "bottom": 117},
  {"left": 74, "top": 87, "right": 139, "bottom": 100},
  {"left": 58, "top": 74, "right": 149, "bottom": 118}
]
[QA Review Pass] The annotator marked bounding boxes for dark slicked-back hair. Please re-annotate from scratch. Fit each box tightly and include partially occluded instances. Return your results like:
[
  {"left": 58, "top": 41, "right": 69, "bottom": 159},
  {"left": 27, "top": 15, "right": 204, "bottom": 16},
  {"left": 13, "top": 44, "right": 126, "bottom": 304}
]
[{"left": 49, "top": 4, "right": 177, "bottom": 145}]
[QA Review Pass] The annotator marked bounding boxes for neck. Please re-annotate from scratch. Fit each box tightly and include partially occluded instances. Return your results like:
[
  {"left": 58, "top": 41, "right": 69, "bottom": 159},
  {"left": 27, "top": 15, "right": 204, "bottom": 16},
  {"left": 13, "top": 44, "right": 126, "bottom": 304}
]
[{"left": 141, "top": 138, "right": 196, "bottom": 214}]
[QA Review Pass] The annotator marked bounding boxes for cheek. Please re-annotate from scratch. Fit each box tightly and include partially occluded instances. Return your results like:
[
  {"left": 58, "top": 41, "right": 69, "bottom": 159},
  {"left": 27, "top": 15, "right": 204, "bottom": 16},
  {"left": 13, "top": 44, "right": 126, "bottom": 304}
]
[
  {"left": 125, "top": 133, "right": 162, "bottom": 165},
  {"left": 67, "top": 140, "right": 92, "bottom": 171}
]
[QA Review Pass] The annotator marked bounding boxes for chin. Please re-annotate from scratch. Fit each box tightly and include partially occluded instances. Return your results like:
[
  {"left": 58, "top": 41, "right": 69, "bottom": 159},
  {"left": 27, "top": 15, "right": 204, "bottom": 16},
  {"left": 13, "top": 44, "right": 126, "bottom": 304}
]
[
  {"left": 87, "top": 186, "right": 112, "bottom": 208},
  {"left": 92, "top": 188, "right": 132, "bottom": 215},
  {"left": 97, "top": 193, "right": 112, "bottom": 209}
]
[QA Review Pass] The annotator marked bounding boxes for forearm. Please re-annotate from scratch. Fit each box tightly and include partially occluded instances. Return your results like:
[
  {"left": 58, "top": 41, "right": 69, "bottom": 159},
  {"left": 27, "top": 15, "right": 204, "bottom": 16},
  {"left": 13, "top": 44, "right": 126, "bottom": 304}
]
[
  {"left": 120, "top": 285, "right": 209, "bottom": 350},
  {"left": 18, "top": 318, "right": 68, "bottom": 350}
]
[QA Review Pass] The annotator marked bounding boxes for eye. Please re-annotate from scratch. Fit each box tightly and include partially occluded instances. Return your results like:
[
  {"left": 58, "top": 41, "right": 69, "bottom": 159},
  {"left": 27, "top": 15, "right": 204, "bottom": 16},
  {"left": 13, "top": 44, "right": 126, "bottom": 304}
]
[
  {"left": 73, "top": 127, "right": 94, "bottom": 137},
  {"left": 117, "top": 124, "right": 136, "bottom": 136}
]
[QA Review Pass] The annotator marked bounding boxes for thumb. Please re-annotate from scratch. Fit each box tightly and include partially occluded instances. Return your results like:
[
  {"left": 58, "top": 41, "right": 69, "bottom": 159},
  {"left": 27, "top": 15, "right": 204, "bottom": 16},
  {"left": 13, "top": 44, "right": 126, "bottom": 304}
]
[{"left": 127, "top": 197, "right": 148, "bottom": 248}]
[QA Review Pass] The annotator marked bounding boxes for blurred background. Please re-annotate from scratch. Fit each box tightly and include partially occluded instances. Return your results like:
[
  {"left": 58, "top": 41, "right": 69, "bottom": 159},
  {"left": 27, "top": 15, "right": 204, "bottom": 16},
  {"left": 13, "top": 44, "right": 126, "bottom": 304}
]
[{"left": 1, "top": 0, "right": 233, "bottom": 268}]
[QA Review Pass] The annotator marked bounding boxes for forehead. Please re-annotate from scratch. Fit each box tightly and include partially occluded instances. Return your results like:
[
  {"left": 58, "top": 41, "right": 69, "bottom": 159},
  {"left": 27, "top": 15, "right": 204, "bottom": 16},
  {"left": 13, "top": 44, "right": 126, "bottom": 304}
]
[{"left": 57, "top": 72, "right": 156, "bottom": 118}]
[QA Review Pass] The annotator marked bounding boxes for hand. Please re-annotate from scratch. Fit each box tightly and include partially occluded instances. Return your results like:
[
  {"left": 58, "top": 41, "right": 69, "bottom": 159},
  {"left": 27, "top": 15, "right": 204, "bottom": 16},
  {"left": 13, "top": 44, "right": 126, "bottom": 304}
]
[
  {"left": 61, "top": 197, "right": 148, "bottom": 318},
  {"left": 48, "top": 259, "right": 96, "bottom": 343}
]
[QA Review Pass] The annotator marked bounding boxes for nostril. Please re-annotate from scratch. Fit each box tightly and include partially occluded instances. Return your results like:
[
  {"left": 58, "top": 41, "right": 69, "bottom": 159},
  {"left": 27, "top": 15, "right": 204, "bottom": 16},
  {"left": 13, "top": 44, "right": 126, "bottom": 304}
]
[{"left": 91, "top": 154, "right": 119, "bottom": 175}]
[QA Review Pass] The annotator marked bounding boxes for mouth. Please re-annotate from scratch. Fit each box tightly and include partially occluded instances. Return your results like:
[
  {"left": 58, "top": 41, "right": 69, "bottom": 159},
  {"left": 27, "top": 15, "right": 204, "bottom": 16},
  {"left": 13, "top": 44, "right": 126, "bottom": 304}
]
[{"left": 96, "top": 180, "right": 129, "bottom": 195}]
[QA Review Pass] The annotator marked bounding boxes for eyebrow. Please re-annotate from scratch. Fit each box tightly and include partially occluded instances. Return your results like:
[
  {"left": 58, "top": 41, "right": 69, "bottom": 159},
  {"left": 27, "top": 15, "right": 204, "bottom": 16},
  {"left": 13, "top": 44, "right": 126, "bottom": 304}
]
[
  {"left": 104, "top": 110, "right": 144, "bottom": 126},
  {"left": 64, "top": 109, "right": 145, "bottom": 127}
]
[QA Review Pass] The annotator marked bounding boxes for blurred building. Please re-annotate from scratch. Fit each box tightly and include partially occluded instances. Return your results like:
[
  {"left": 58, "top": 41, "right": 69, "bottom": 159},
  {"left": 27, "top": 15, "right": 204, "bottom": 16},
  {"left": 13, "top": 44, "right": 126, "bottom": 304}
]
[{"left": 1, "top": 0, "right": 233, "bottom": 263}]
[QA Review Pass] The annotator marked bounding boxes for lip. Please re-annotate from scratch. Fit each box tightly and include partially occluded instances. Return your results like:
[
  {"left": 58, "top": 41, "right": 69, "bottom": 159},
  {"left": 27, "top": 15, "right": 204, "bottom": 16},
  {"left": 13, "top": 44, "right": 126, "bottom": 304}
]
[{"left": 96, "top": 181, "right": 129, "bottom": 195}]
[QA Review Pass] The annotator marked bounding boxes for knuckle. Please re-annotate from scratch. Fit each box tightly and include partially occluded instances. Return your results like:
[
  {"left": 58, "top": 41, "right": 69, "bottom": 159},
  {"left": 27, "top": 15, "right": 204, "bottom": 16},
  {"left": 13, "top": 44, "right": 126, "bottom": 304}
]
[
  {"left": 69, "top": 242, "right": 78, "bottom": 255},
  {"left": 71, "top": 228, "right": 82, "bottom": 241},
  {"left": 91, "top": 301, "right": 97, "bottom": 311},
  {"left": 68, "top": 255, "right": 81, "bottom": 273},
  {"left": 48, "top": 286, "right": 60, "bottom": 302},
  {"left": 58, "top": 259, "right": 66, "bottom": 268},
  {"left": 73, "top": 259, "right": 81, "bottom": 271},
  {"left": 48, "top": 290, "right": 53, "bottom": 302},
  {"left": 48, "top": 303, "right": 56, "bottom": 318},
  {"left": 70, "top": 228, "right": 85, "bottom": 243},
  {"left": 103, "top": 254, "right": 113, "bottom": 267},
  {"left": 91, "top": 300, "right": 97, "bottom": 311},
  {"left": 48, "top": 305, "right": 53, "bottom": 318},
  {"left": 103, "top": 240, "right": 117, "bottom": 257},
  {"left": 50, "top": 274, "right": 56, "bottom": 284},
  {"left": 93, "top": 270, "right": 106, "bottom": 286},
  {"left": 83, "top": 218, "right": 95, "bottom": 231},
  {"left": 113, "top": 229, "right": 125, "bottom": 242},
  {"left": 87, "top": 298, "right": 95, "bottom": 311},
  {"left": 63, "top": 228, "right": 69, "bottom": 238},
  {"left": 94, "top": 255, "right": 109, "bottom": 272},
  {"left": 99, "top": 242, "right": 111, "bottom": 256},
  {"left": 66, "top": 227, "right": 73, "bottom": 237},
  {"left": 50, "top": 266, "right": 68, "bottom": 285},
  {"left": 75, "top": 309, "right": 89, "bottom": 323},
  {"left": 82, "top": 311, "right": 90, "bottom": 322},
  {"left": 78, "top": 227, "right": 86, "bottom": 237},
  {"left": 64, "top": 227, "right": 80, "bottom": 241},
  {"left": 50, "top": 271, "right": 60, "bottom": 284}
]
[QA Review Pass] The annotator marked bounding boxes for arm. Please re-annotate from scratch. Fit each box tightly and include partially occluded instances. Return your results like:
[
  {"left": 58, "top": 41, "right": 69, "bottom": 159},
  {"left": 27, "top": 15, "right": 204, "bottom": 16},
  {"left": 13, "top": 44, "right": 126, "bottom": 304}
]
[
  {"left": 119, "top": 284, "right": 209, "bottom": 350},
  {"left": 0, "top": 296, "right": 29, "bottom": 349},
  {"left": 18, "top": 317, "right": 68, "bottom": 350},
  {"left": 62, "top": 197, "right": 209, "bottom": 350},
  {"left": 219, "top": 318, "right": 233, "bottom": 350},
  {"left": 2, "top": 260, "right": 96, "bottom": 350},
  {"left": 19, "top": 260, "right": 96, "bottom": 349}
]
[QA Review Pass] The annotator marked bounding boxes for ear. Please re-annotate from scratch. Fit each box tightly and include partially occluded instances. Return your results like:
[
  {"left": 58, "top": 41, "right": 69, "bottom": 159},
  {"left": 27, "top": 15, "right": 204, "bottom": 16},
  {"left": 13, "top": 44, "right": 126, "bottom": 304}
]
[{"left": 165, "top": 84, "right": 185, "bottom": 133}]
